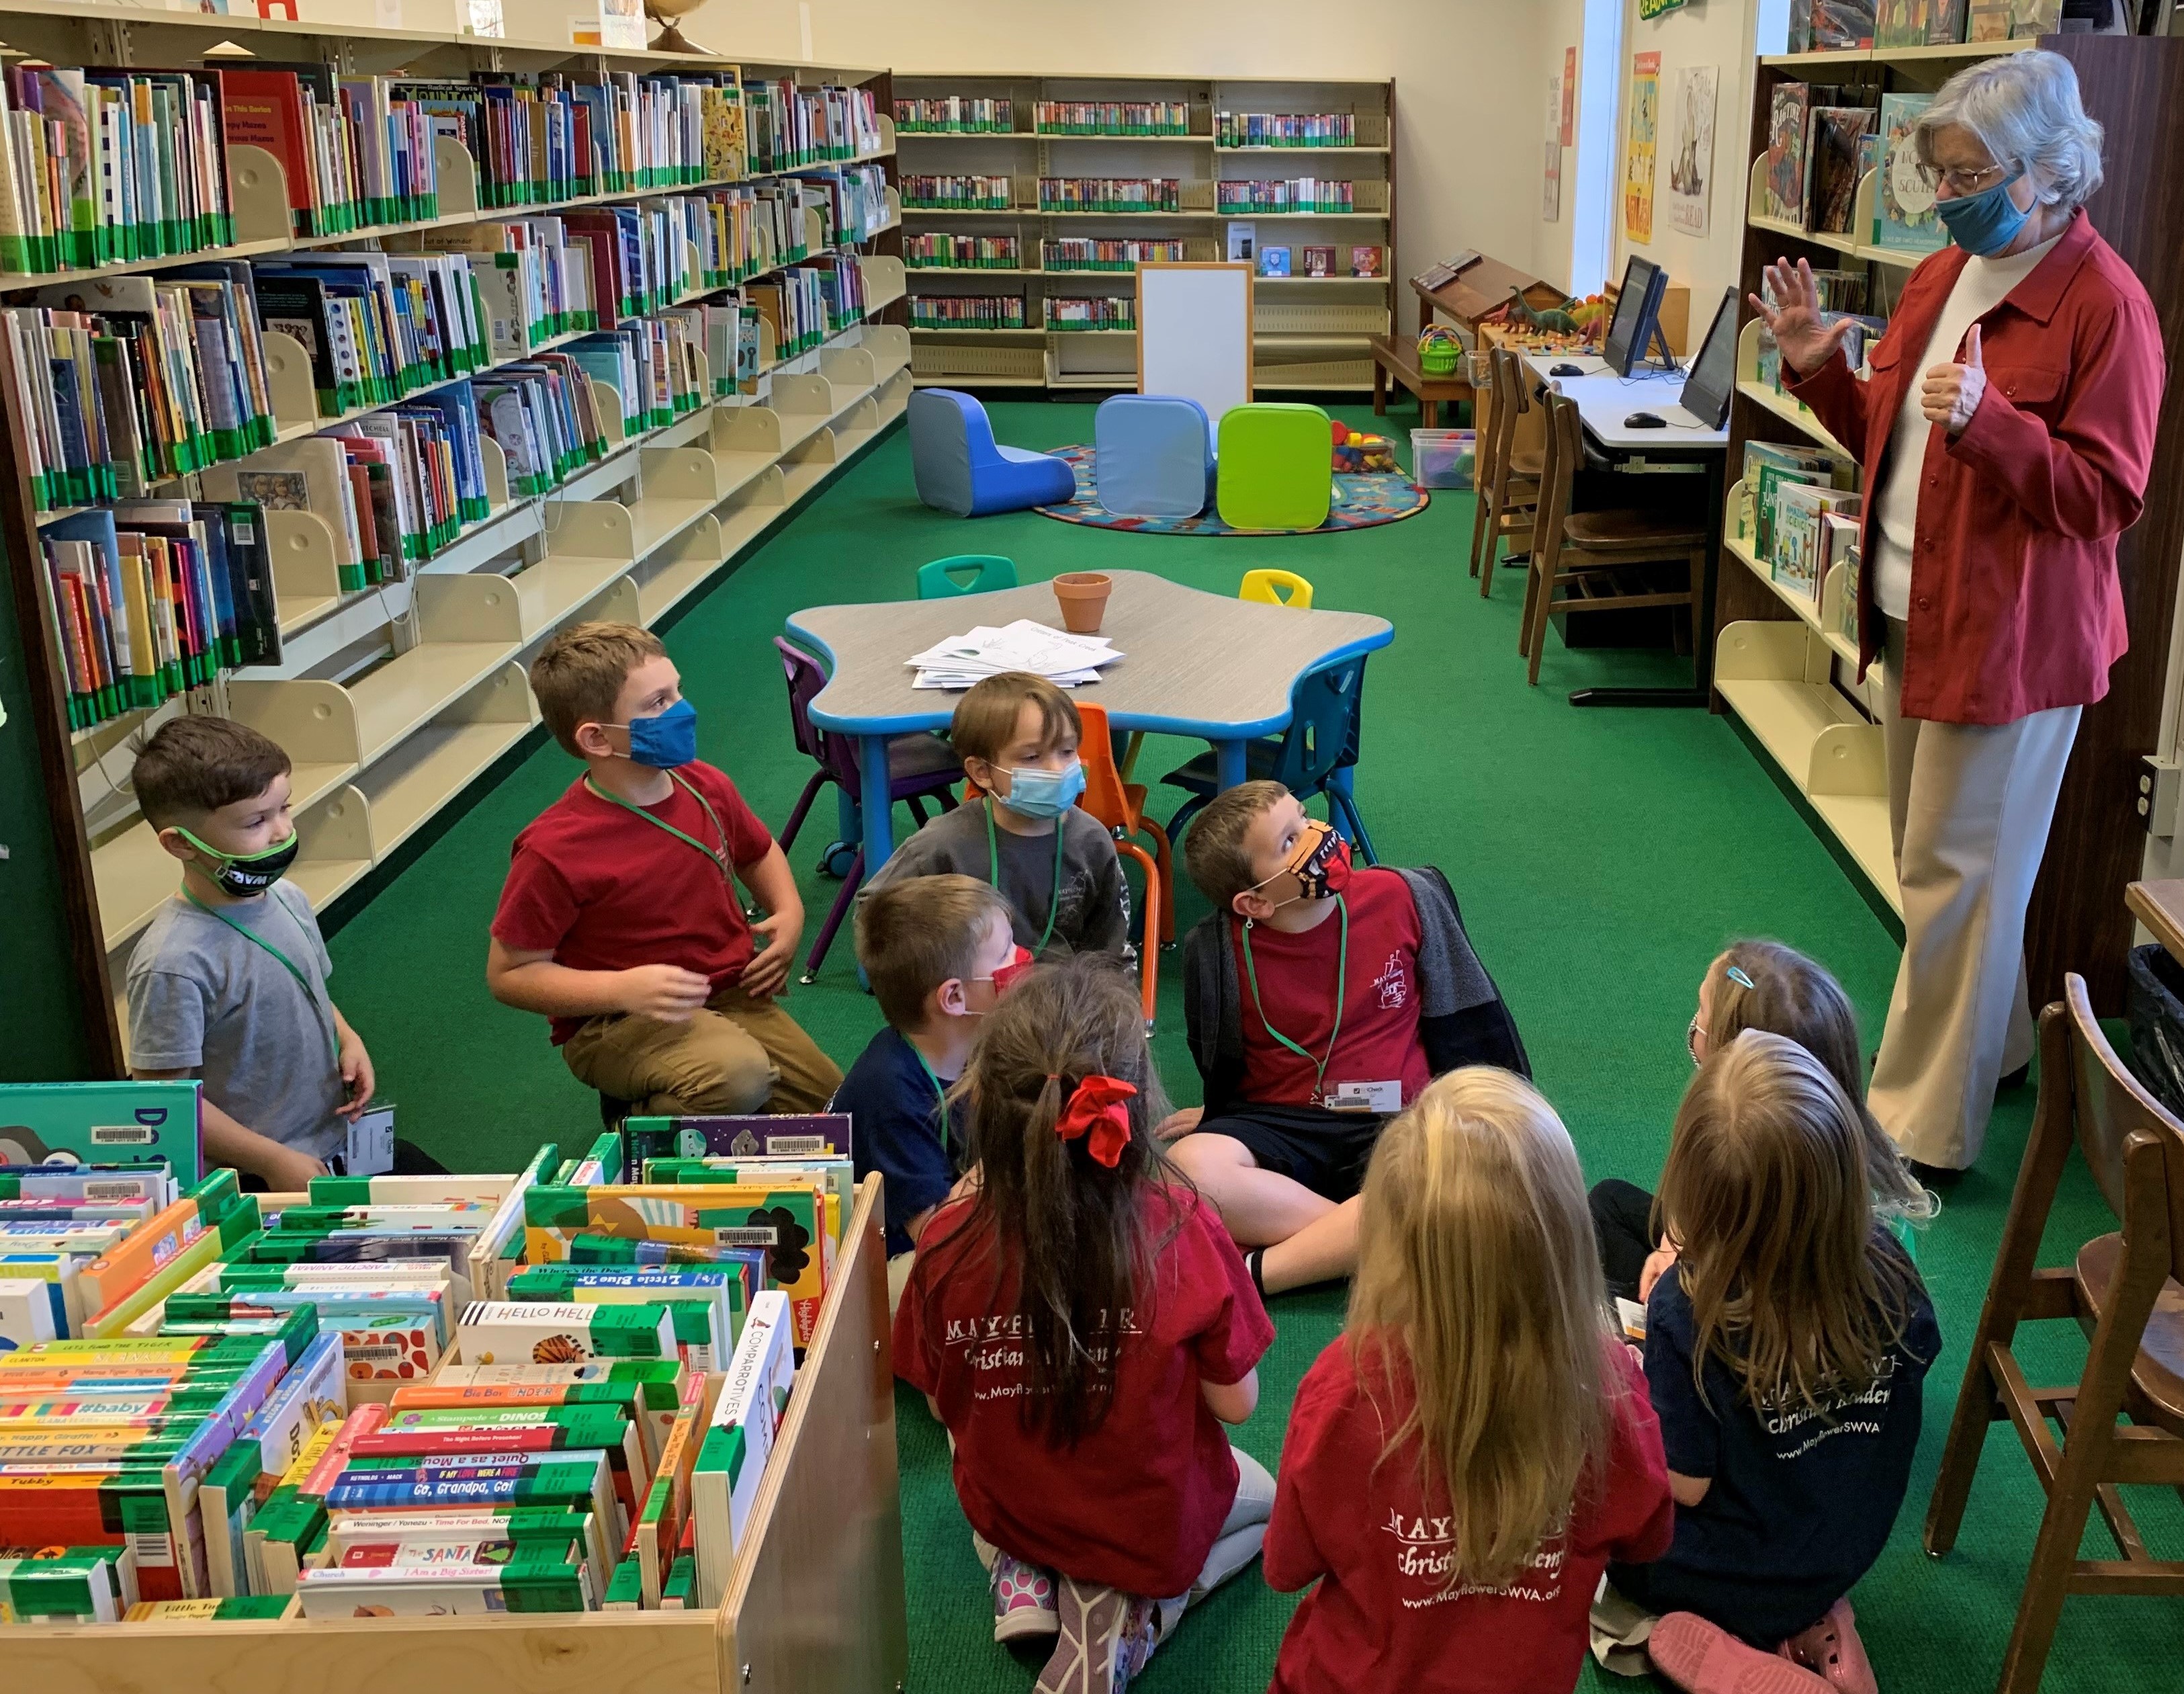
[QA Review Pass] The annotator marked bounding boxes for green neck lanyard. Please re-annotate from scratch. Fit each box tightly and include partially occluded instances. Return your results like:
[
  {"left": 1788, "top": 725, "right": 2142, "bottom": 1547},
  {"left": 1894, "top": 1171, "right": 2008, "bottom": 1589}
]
[
  {"left": 908, "top": 1044, "right": 953, "bottom": 1148},
  {"left": 1239, "top": 895, "right": 1350, "bottom": 1107},
  {"left": 584, "top": 770, "right": 731, "bottom": 875},
  {"left": 183, "top": 887, "right": 339, "bottom": 1064},
  {"left": 984, "top": 797, "right": 1066, "bottom": 959}
]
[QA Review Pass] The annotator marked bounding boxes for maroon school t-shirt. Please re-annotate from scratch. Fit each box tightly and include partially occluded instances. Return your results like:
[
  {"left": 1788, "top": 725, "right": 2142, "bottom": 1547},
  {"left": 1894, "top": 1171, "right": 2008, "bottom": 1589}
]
[
  {"left": 1266, "top": 1337, "right": 1674, "bottom": 1694},
  {"left": 490, "top": 761, "right": 774, "bottom": 1044},
  {"left": 893, "top": 1185, "right": 1274, "bottom": 1598},
  {"left": 1230, "top": 866, "right": 1432, "bottom": 1107}
]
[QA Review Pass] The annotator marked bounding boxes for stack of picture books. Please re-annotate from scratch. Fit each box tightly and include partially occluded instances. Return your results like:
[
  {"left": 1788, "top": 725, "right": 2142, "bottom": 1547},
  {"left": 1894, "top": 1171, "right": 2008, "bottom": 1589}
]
[
  {"left": 1033, "top": 100, "right": 1190, "bottom": 136},
  {"left": 1042, "top": 237, "right": 1186, "bottom": 271},
  {"left": 905, "top": 233, "right": 1020, "bottom": 269},
  {"left": 1216, "top": 177, "right": 1357, "bottom": 214},
  {"left": 1037, "top": 177, "right": 1181, "bottom": 214},
  {"left": 473, "top": 355, "right": 613, "bottom": 499},
  {"left": 829, "top": 164, "right": 893, "bottom": 243},
  {"left": 39, "top": 503, "right": 280, "bottom": 731},
  {"left": 1741, "top": 440, "right": 1860, "bottom": 603},
  {"left": 1045, "top": 295, "right": 1136, "bottom": 331},
  {"left": 902, "top": 174, "right": 1014, "bottom": 211},
  {"left": 910, "top": 294, "right": 1028, "bottom": 331},
  {"left": 740, "top": 79, "right": 880, "bottom": 172},
  {"left": 894, "top": 96, "right": 1012, "bottom": 134},
  {"left": 745, "top": 258, "right": 867, "bottom": 360},
  {"left": 1214, "top": 110, "right": 1359, "bottom": 148},
  {"left": 0, "top": 1119, "right": 850, "bottom": 1625}
]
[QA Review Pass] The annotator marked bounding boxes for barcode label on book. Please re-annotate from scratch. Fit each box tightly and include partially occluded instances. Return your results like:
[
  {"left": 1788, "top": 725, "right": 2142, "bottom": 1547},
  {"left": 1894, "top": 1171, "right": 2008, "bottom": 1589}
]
[
  {"left": 762, "top": 1136, "right": 826, "bottom": 1156},
  {"left": 91, "top": 1125, "right": 157, "bottom": 1144},
  {"left": 713, "top": 1227, "right": 777, "bottom": 1247}
]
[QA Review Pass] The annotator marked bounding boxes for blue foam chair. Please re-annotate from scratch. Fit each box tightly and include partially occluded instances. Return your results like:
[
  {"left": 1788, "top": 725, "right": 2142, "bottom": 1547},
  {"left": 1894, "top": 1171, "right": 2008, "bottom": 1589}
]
[
  {"left": 1094, "top": 394, "right": 1218, "bottom": 519},
  {"left": 908, "top": 388, "right": 1077, "bottom": 517}
]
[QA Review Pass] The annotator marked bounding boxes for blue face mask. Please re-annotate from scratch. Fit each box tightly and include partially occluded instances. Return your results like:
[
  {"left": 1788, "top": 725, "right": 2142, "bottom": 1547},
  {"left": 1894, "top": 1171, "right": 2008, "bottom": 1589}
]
[
  {"left": 1936, "top": 171, "right": 2031, "bottom": 258},
  {"left": 624, "top": 698, "right": 698, "bottom": 769},
  {"left": 999, "top": 759, "right": 1086, "bottom": 820}
]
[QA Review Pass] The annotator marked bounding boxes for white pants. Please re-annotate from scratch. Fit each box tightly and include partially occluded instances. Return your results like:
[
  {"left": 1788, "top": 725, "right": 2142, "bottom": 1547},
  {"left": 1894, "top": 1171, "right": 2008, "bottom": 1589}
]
[
  {"left": 973, "top": 1445, "right": 1276, "bottom": 1616},
  {"left": 1868, "top": 618, "right": 2081, "bottom": 1170}
]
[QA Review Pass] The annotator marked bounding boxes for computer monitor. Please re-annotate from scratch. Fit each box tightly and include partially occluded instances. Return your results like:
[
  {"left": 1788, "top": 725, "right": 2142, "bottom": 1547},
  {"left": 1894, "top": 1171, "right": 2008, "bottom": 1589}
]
[
  {"left": 1671, "top": 288, "right": 1739, "bottom": 430},
  {"left": 1602, "top": 255, "right": 1673, "bottom": 378}
]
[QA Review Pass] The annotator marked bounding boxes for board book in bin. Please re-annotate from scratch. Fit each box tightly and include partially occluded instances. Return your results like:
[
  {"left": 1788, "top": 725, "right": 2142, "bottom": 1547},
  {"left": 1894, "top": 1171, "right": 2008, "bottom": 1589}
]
[
  {"left": 623, "top": 1111, "right": 849, "bottom": 1164},
  {"left": 693, "top": 1289, "right": 793, "bottom": 1607},
  {"left": 0, "top": 1081, "right": 203, "bottom": 1181}
]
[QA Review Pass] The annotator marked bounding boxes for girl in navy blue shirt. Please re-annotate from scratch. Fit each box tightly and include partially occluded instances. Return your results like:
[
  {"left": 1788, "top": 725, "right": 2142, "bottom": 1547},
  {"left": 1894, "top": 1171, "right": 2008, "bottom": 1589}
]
[{"left": 1613, "top": 1031, "right": 1939, "bottom": 1694}]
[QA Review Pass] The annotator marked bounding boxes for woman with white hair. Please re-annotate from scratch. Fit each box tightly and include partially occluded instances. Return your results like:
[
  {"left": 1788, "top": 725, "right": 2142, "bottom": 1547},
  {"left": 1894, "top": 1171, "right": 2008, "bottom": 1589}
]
[{"left": 1753, "top": 50, "right": 2164, "bottom": 1174}]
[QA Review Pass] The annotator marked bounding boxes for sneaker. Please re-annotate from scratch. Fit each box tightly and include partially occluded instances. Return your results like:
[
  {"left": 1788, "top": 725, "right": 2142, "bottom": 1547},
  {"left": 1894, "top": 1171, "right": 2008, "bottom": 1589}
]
[
  {"left": 992, "top": 1553, "right": 1059, "bottom": 1643},
  {"left": 1778, "top": 1600, "right": 1878, "bottom": 1694},
  {"left": 1649, "top": 1612, "right": 1835, "bottom": 1694},
  {"left": 1034, "top": 1576, "right": 1152, "bottom": 1694}
]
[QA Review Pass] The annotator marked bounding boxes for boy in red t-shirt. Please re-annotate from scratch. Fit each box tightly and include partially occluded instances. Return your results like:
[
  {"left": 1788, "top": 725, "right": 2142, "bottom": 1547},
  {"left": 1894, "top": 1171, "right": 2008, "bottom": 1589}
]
[
  {"left": 486, "top": 622, "right": 840, "bottom": 1114},
  {"left": 1164, "top": 781, "right": 1528, "bottom": 1296}
]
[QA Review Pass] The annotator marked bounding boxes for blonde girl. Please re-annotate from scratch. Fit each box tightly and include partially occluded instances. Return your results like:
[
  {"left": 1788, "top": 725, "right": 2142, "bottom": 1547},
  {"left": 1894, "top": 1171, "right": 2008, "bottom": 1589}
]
[
  {"left": 1616, "top": 1031, "right": 1941, "bottom": 1694},
  {"left": 1263, "top": 1068, "right": 1673, "bottom": 1694}
]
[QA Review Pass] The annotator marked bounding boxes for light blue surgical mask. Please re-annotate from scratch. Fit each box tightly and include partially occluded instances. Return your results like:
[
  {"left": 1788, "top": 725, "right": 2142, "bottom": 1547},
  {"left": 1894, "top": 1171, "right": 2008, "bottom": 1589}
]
[
  {"left": 625, "top": 698, "right": 698, "bottom": 768},
  {"left": 999, "top": 759, "right": 1086, "bottom": 820},
  {"left": 1936, "top": 171, "right": 2032, "bottom": 258}
]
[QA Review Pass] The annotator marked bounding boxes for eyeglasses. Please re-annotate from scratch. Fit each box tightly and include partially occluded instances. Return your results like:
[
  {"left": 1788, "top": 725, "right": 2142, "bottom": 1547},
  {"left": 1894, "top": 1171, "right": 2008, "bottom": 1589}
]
[{"left": 1937, "top": 161, "right": 2009, "bottom": 194}]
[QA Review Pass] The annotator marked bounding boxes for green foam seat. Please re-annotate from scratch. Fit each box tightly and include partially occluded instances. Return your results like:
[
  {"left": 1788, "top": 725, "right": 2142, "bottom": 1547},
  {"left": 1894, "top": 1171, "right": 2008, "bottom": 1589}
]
[{"left": 1215, "top": 403, "right": 1334, "bottom": 531}]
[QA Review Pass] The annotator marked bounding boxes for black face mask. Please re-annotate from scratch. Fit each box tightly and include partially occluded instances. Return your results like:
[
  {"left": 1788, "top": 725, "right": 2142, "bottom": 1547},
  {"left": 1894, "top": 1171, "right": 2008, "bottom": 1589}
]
[{"left": 177, "top": 827, "right": 300, "bottom": 896}]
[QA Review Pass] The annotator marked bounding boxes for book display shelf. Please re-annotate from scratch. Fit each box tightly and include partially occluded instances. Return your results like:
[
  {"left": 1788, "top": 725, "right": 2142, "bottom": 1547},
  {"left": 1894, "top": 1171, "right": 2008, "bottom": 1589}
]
[
  {"left": 11, "top": 1162, "right": 908, "bottom": 1694},
  {"left": 1722, "top": 30, "right": 2184, "bottom": 1007},
  {"left": 0, "top": 4, "right": 910, "bottom": 1072},
  {"left": 893, "top": 72, "right": 1393, "bottom": 393}
]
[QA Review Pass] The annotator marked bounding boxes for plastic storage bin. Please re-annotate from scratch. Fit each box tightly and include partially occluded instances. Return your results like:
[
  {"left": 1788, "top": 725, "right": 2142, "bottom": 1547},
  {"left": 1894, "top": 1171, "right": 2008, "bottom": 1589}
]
[{"left": 1411, "top": 427, "right": 1476, "bottom": 491}]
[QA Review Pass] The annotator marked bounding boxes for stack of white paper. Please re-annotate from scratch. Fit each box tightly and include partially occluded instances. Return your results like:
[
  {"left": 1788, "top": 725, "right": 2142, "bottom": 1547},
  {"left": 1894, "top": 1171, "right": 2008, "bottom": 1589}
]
[{"left": 908, "top": 620, "right": 1126, "bottom": 689}]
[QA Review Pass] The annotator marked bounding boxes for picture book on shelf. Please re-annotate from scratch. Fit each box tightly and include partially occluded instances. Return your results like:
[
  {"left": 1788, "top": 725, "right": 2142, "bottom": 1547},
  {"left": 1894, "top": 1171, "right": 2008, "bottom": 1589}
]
[
  {"left": 1258, "top": 246, "right": 1291, "bottom": 278},
  {"left": 1927, "top": 0, "right": 1970, "bottom": 39},
  {"left": 1349, "top": 245, "right": 1382, "bottom": 278},
  {"left": 1226, "top": 221, "right": 1256, "bottom": 263},
  {"left": 1765, "top": 84, "right": 1812, "bottom": 226},
  {"left": 1876, "top": 94, "right": 1942, "bottom": 252},
  {"left": 1969, "top": 0, "right": 2014, "bottom": 36},
  {"left": 1810, "top": 0, "right": 1879, "bottom": 45},
  {"left": 1876, "top": 0, "right": 1931, "bottom": 44},
  {"left": 1810, "top": 109, "right": 1876, "bottom": 236},
  {"left": 1303, "top": 245, "right": 1334, "bottom": 278},
  {"left": 2010, "top": 0, "right": 2063, "bottom": 32}
]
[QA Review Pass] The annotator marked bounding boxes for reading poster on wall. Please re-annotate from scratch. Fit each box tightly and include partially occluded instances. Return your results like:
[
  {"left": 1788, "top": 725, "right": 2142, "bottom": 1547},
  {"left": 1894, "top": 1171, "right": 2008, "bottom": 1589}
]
[
  {"left": 1667, "top": 64, "right": 1718, "bottom": 238},
  {"left": 1624, "top": 50, "right": 1661, "bottom": 243},
  {"left": 1544, "top": 77, "right": 1563, "bottom": 221}
]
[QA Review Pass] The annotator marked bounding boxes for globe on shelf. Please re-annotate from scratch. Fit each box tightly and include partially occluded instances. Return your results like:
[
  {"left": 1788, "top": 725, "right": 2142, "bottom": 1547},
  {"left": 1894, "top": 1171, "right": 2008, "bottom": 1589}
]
[{"left": 646, "top": 0, "right": 711, "bottom": 54}]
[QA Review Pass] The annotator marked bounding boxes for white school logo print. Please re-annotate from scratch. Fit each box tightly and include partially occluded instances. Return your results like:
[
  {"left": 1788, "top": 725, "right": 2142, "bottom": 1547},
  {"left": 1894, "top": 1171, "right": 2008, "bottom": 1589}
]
[
  {"left": 1374, "top": 951, "right": 1409, "bottom": 1011},
  {"left": 1381, "top": 1509, "right": 1569, "bottom": 1607}
]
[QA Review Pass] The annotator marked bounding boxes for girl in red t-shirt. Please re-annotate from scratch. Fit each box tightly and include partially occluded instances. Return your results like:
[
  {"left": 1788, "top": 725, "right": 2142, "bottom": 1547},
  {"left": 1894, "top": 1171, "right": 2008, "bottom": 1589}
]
[
  {"left": 1264, "top": 1068, "right": 1674, "bottom": 1694},
  {"left": 893, "top": 958, "right": 1276, "bottom": 1694}
]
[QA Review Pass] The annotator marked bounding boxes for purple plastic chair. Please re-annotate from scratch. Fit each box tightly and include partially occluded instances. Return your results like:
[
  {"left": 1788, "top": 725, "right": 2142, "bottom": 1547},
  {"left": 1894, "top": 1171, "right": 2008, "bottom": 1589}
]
[{"left": 774, "top": 637, "right": 962, "bottom": 981}]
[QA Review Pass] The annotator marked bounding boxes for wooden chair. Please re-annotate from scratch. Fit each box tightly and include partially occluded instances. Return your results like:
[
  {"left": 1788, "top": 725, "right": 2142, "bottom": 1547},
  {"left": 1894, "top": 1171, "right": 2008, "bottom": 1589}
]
[
  {"left": 1517, "top": 392, "right": 1706, "bottom": 687},
  {"left": 1471, "top": 345, "right": 1544, "bottom": 597},
  {"left": 1925, "top": 976, "right": 2184, "bottom": 1694}
]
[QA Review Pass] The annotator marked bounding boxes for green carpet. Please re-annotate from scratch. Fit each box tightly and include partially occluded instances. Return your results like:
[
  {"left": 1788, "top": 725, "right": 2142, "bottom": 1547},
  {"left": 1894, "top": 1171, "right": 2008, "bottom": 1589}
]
[{"left": 326, "top": 402, "right": 2177, "bottom": 1692}]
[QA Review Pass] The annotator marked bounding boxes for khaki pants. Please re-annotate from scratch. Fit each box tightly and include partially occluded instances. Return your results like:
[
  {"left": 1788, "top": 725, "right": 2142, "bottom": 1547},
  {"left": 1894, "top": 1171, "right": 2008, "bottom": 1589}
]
[
  {"left": 561, "top": 982, "right": 842, "bottom": 1116},
  {"left": 1868, "top": 618, "right": 2080, "bottom": 1170}
]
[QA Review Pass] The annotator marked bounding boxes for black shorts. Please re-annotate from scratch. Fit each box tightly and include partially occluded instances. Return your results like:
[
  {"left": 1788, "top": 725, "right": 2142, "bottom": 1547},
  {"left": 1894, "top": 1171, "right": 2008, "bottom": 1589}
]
[{"left": 1188, "top": 1103, "right": 1389, "bottom": 1203}]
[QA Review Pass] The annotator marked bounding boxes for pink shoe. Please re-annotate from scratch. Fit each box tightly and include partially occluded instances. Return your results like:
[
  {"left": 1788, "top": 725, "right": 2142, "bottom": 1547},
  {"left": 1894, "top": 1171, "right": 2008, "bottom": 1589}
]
[
  {"left": 1779, "top": 1600, "right": 1878, "bottom": 1694},
  {"left": 991, "top": 1552, "right": 1059, "bottom": 1642},
  {"left": 1649, "top": 1611, "right": 1835, "bottom": 1694}
]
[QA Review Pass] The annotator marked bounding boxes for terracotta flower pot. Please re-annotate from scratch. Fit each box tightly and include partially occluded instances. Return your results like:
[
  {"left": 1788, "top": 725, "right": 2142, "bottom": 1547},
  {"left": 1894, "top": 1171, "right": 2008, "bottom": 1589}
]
[{"left": 1051, "top": 572, "right": 1112, "bottom": 635}]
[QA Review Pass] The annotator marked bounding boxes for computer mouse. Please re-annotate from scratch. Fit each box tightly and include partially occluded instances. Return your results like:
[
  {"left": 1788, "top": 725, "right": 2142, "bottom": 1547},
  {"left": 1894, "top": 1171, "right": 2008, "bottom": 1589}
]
[
  {"left": 1625, "top": 411, "right": 1667, "bottom": 429},
  {"left": 1550, "top": 362, "right": 1583, "bottom": 376}
]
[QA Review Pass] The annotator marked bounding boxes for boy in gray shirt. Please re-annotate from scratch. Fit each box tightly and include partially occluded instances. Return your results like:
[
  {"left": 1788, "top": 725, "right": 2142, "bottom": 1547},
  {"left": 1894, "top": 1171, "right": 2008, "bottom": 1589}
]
[
  {"left": 126, "top": 717, "right": 376, "bottom": 1189},
  {"left": 861, "top": 671, "right": 1130, "bottom": 960}
]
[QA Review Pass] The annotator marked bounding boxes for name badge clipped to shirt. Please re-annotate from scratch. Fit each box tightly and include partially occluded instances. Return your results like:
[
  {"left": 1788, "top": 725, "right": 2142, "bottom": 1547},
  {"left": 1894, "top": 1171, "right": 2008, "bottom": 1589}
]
[
  {"left": 1327, "top": 1080, "right": 1402, "bottom": 1114},
  {"left": 341, "top": 1103, "right": 396, "bottom": 1177}
]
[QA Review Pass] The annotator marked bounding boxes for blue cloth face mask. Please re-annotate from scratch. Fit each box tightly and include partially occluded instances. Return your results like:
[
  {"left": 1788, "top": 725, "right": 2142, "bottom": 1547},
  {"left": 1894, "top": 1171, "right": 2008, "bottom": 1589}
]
[
  {"left": 623, "top": 698, "right": 699, "bottom": 768},
  {"left": 998, "top": 759, "right": 1086, "bottom": 820},
  {"left": 1936, "top": 171, "right": 2031, "bottom": 258}
]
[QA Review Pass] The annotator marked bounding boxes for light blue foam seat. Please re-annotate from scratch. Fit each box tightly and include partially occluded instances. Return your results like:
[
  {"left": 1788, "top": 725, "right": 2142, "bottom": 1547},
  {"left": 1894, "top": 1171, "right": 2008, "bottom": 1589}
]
[
  {"left": 1093, "top": 394, "right": 1219, "bottom": 519},
  {"left": 908, "top": 388, "right": 1077, "bottom": 517}
]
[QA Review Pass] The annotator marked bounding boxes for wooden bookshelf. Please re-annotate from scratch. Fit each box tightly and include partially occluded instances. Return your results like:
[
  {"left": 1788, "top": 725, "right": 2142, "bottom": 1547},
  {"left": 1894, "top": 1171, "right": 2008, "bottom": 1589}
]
[
  {"left": 1724, "top": 30, "right": 2184, "bottom": 1007},
  {"left": 0, "top": 7, "right": 910, "bottom": 1073},
  {"left": 894, "top": 72, "right": 1395, "bottom": 394}
]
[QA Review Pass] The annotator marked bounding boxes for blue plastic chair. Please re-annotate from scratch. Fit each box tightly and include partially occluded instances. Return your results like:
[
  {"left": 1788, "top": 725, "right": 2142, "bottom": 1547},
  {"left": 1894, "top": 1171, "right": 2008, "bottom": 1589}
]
[
  {"left": 916, "top": 554, "right": 1019, "bottom": 599},
  {"left": 1094, "top": 394, "right": 1218, "bottom": 519},
  {"left": 1160, "top": 654, "right": 1377, "bottom": 862},
  {"left": 908, "top": 388, "right": 1077, "bottom": 517}
]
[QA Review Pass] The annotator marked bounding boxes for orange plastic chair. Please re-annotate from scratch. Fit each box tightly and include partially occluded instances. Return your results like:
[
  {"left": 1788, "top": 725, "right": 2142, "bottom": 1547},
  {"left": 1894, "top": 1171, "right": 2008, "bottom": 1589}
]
[
  {"left": 1239, "top": 568, "right": 1315, "bottom": 609},
  {"left": 1074, "top": 702, "right": 1173, "bottom": 1029}
]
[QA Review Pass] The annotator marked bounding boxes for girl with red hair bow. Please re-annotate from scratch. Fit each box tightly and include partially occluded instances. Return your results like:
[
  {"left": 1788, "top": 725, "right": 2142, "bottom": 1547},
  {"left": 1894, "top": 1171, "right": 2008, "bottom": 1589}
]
[{"left": 893, "top": 956, "right": 1275, "bottom": 1694}]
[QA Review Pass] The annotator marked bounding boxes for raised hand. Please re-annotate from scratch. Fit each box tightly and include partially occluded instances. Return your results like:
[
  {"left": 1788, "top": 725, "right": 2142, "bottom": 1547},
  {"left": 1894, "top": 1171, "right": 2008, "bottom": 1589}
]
[
  {"left": 1748, "top": 256, "right": 1856, "bottom": 379},
  {"left": 1921, "top": 321, "right": 1988, "bottom": 435}
]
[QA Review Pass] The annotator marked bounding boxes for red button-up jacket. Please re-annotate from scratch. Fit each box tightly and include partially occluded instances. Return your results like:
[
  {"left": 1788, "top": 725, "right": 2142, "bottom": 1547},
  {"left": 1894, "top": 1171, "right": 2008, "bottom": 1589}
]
[{"left": 1784, "top": 211, "right": 2165, "bottom": 726}]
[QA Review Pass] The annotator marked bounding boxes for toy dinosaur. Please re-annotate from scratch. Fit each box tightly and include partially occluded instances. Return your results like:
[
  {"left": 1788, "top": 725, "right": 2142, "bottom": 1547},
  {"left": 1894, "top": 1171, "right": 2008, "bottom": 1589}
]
[{"left": 1504, "top": 285, "right": 1582, "bottom": 335}]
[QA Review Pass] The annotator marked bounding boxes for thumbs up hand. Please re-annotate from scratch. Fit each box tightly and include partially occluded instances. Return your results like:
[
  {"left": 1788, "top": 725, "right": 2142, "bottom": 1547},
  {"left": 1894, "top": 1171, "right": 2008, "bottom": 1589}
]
[{"left": 1921, "top": 321, "right": 1989, "bottom": 435}]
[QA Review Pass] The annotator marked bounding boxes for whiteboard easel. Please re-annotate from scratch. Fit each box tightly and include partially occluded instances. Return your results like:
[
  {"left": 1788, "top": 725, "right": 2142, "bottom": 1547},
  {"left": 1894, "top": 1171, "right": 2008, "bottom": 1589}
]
[{"left": 1136, "top": 262, "right": 1254, "bottom": 421}]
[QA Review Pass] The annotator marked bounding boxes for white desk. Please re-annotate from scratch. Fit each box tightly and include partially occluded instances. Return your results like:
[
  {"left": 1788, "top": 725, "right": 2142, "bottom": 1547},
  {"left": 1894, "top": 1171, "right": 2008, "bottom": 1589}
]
[{"left": 1518, "top": 351, "right": 1727, "bottom": 452}]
